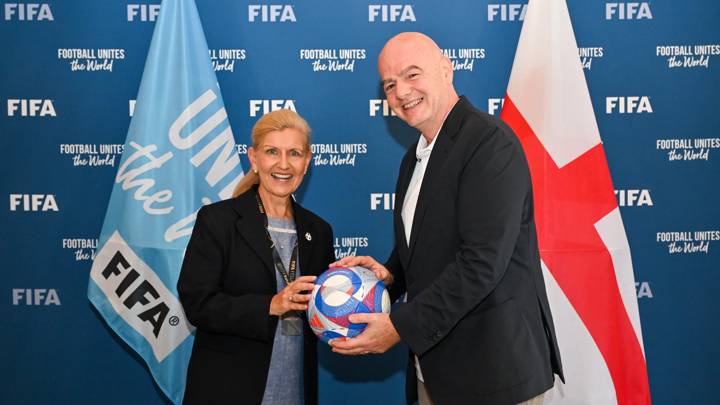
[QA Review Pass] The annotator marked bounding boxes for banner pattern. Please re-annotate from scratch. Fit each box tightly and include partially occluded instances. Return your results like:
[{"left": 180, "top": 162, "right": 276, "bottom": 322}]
[{"left": 2, "top": 1, "right": 718, "bottom": 404}]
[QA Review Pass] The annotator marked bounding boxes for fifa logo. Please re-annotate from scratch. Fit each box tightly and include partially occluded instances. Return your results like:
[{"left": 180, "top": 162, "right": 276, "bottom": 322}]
[
  {"left": 100, "top": 251, "right": 171, "bottom": 338},
  {"left": 605, "top": 3, "right": 653, "bottom": 20},
  {"left": 368, "top": 5, "right": 416, "bottom": 22},
  {"left": 487, "top": 4, "right": 526, "bottom": 21},
  {"left": 369, "top": 99, "right": 397, "bottom": 117},
  {"left": 615, "top": 189, "right": 653, "bottom": 207},
  {"left": 248, "top": 5, "right": 296, "bottom": 22},
  {"left": 91, "top": 232, "right": 194, "bottom": 361},
  {"left": 370, "top": 193, "right": 395, "bottom": 210},
  {"left": 4, "top": 3, "right": 53, "bottom": 21},
  {"left": 635, "top": 282, "right": 653, "bottom": 298},
  {"left": 487, "top": 98, "right": 505, "bottom": 116},
  {"left": 605, "top": 96, "right": 653, "bottom": 114},
  {"left": 12, "top": 289, "right": 61, "bottom": 305},
  {"left": 7, "top": 99, "right": 56, "bottom": 117},
  {"left": 249, "top": 99, "right": 296, "bottom": 117},
  {"left": 127, "top": 4, "right": 160, "bottom": 22},
  {"left": 9, "top": 194, "right": 59, "bottom": 211}
]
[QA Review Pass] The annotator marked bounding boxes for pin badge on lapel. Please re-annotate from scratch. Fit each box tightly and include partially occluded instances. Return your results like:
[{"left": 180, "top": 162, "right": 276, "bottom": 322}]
[{"left": 305, "top": 232, "right": 312, "bottom": 241}]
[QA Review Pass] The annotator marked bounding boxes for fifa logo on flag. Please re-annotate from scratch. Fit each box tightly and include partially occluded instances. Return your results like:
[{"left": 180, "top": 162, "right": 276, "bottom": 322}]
[
  {"left": 605, "top": 3, "right": 653, "bottom": 20},
  {"left": 127, "top": 4, "right": 160, "bottom": 22},
  {"left": 4, "top": 3, "right": 53, "bottom": 21},
  {"left": 91, "top": 232, "right": 193, "bottom": 361},
  {"left": 7, "top": 99, "right": 56, "bottom": 117}
]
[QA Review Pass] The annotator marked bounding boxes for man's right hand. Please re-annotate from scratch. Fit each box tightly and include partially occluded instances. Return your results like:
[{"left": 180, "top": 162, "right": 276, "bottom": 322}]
[{"left": 331, "top": 255, "right": 394, "bottom": 286}]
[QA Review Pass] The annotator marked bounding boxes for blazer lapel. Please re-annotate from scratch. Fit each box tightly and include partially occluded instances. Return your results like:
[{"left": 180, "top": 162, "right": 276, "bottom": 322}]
[
  {"left": 407, "top": 97, "right": 466, "bottom": 261},
  {"left": 292, "top": 201, "right": 316, "bottom": 276},
  {"left": 395, "top": 147, "right": 417, "bottom": 267},
  {"left": 395, "top": 143, "right": 418, "bottom": 222},
  {"left": 233, "top": 190, "right": 275, "bottom": 281}
]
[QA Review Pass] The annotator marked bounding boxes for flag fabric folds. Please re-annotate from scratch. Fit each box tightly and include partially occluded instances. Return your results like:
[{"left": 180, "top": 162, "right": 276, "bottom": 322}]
[
  {"left": 500, "top": 0, "right": 652, "bottom": 404},
  {"left": 88, "top": 0, "right": 243, "bottom": 402}
]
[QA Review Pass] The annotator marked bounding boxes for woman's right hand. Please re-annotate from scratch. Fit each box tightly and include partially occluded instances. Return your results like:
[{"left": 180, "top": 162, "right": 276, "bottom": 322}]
[{"left": 269, "top": 275, "right": 317, "bottom": 316}]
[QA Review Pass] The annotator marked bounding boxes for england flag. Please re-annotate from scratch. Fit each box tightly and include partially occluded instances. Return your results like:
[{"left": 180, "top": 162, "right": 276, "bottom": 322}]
[{"left": 500, "top": 0, "right": 652, "bottom": 403}]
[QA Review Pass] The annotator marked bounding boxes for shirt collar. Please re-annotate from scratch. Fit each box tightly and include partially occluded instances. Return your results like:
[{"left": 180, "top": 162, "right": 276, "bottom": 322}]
[
  {"left": 416, "top": 111, "right": 449, "bottom": 161},
  {"left": 415, "top": 129, "right": 437, "bottom": 161}
]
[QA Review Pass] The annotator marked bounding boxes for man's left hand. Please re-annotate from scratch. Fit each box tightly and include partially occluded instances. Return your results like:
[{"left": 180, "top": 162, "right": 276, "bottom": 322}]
[{"left": 330, "top": 313, "right": 401, "bottom": 355}]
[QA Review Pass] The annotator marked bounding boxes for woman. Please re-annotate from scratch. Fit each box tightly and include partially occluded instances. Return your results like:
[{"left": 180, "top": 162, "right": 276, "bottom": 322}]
[{"left": 178, "top": 109, "right": 334, "bottom": 405}]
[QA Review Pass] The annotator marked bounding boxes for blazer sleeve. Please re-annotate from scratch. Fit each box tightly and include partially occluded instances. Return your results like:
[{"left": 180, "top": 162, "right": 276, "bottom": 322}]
[
  {"left": 177, "top": 206, "right": 275, "bottom": 342},
  {"left": 390, "top": 126, "right": 530, "bottom": 356}
]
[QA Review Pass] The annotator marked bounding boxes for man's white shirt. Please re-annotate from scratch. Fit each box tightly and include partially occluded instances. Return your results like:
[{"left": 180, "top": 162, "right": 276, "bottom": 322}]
[{"left": 400, "top": 130, "right": 439, "bottom": 383}]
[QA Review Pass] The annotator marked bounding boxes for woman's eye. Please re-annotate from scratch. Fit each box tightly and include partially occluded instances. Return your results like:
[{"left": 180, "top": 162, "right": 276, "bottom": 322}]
[
  {"left": 266, "top": 149, "right": 277, "bottom": 155},
  {"left": 290, "top": 150, "right": 303, "bottom": 157}
]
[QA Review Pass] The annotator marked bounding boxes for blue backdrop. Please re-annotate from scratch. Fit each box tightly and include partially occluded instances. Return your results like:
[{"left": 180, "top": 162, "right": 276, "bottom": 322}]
[{"left": 1, "top": 1, "right": 719, "bottom": 404}]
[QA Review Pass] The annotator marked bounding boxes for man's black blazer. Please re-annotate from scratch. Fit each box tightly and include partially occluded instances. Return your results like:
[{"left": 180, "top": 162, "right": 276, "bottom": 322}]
[
  {"left": 387, "top": 97, "right": 564, "bottom": 405},
  {"left": 177, "top": 187, "right": 334, "bottom": 405}
]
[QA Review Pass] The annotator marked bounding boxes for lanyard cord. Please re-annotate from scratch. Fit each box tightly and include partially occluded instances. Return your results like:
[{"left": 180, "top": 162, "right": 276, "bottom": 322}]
[{"left": 255, "top": 192, "right": 298, "bottom": 285}]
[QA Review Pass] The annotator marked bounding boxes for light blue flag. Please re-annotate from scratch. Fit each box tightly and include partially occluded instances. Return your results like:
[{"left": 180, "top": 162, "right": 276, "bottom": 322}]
[{"left": 88, "top": 0, "right": 243, "bottom": 402}]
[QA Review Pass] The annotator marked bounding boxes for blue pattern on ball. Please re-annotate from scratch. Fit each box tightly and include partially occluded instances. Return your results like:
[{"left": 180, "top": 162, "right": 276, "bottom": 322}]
[{"left": 307, "top": 266, "right": 390, "bottom": 344}]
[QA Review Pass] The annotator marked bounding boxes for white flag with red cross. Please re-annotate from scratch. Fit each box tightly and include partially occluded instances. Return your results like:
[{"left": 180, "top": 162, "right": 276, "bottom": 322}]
[{"left": 500, "top": 0, "right": 652, "bottom": 403}]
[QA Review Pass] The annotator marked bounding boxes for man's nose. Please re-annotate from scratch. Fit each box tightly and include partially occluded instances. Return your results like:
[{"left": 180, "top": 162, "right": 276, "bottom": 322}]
[{"left": 395, "top": 79, "right": 411, "bottom": 98}]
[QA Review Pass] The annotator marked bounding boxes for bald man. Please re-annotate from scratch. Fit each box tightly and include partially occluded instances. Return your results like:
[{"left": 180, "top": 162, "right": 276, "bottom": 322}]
[{"left": 332, "top": 32, "right": 563, "bottom": 405}]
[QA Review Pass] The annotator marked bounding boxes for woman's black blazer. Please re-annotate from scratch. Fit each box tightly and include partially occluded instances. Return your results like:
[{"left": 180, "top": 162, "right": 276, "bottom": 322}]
[{"left": 177, "top": 188, "right": 334, "bottom": 405}]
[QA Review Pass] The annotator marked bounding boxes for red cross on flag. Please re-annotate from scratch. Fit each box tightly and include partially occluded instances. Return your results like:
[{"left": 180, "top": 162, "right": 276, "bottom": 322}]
[{"left": 500, "top": 0, "right": 652, "bottom": 404}]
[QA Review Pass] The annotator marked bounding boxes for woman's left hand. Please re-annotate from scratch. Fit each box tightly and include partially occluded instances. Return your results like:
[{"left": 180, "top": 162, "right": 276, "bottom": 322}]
[{"left": 269, "top": 275, "right": 317, "bottom": 316}]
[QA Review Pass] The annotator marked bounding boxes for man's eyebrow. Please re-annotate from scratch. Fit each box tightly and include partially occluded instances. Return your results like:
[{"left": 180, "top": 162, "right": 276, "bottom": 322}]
[
  {"left": 400, "top": 65, "right": 422, "bottom": 76},
  {"left": 381, "top": 65, "right": 422, "bottom": 86}
]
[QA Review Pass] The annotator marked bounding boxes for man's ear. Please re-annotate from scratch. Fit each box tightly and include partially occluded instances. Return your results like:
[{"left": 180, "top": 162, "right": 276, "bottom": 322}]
[{"left": 441, "top": 55, "right": 454, "bottom": 84}]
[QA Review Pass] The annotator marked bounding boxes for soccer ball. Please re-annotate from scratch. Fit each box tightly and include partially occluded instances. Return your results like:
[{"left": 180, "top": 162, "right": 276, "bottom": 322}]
[{"left": 307, "top": 266, "right": 391, "bottom": 343}]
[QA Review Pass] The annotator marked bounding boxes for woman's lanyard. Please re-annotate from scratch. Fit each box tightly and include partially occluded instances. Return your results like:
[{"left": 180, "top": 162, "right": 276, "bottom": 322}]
[
  {"left": 255, "top": 192, "right": 304, "bottom": 336},
  {"left": 255, "top": 193, "right": 298, "bottom": 286}
]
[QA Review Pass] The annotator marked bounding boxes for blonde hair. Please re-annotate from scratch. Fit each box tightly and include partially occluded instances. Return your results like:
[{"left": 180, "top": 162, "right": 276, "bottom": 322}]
[{"left": 232, "top": 109, "right": 311, "bottom": 198}]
